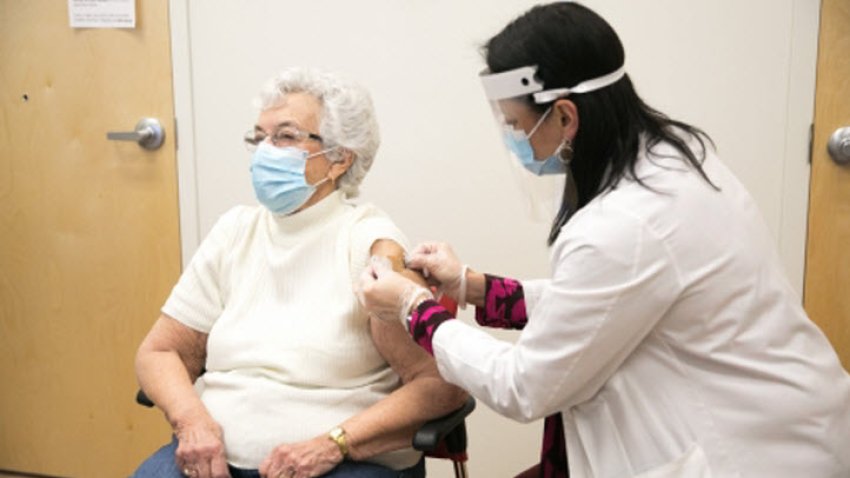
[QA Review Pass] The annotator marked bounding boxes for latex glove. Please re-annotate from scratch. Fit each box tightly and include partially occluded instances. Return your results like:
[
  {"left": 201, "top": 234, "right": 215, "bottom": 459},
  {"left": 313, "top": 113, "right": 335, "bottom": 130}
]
[
  {"left": 358, "top": 255, "right": 433, "bottom": 322},
  {"left": 405, "top": 242, "right": 466, "bottom": 302}
]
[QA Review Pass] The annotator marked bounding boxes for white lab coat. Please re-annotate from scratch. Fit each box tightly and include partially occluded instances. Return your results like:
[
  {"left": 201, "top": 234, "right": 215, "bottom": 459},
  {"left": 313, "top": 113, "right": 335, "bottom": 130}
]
[{"left": 432, "top": 139, "right": 850, "bottom": 477}]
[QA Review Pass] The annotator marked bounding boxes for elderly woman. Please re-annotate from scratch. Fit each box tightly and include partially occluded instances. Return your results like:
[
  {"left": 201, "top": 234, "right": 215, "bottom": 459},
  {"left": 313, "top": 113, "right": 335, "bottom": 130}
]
[{"left": 133, "top": 68, "right": 466, "bottom": 478}]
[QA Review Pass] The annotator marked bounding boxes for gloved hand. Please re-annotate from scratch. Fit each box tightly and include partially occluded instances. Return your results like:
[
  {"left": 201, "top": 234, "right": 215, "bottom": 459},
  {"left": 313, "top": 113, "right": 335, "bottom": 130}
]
[
  {"left": 358, "top": 256, "right": 433, "bottom": 323},
  {"left": 405, "top": 242, "right": 468, "bottom": 305}
]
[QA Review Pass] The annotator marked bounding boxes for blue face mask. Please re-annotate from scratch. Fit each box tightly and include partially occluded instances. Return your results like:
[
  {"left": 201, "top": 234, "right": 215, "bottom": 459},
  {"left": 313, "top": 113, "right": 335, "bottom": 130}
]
[
  {"left": 503, "top": 106, "right": 569, "bottom": 176},
  {"left": 250, "top": 142, "right": 331, "bottom": 215}
]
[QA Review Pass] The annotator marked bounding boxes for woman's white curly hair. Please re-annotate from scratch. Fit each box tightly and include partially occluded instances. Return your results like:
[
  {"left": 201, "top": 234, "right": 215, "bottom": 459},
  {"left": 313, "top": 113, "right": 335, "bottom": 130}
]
[{"left": 255, "top": 68, "right": 380, "bottom": 198}]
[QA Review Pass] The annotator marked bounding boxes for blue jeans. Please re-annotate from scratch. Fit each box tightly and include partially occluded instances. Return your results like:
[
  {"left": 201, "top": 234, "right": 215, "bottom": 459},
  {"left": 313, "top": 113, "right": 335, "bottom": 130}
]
[{"left": 131, "top": 437, "right": 426, "bottom": 478}]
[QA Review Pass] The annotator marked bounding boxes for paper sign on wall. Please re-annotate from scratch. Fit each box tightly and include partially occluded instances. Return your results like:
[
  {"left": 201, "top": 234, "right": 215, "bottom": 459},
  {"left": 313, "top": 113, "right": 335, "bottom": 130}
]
[{"left": 69, "top": 0, "right": 136, "bottom": 29}]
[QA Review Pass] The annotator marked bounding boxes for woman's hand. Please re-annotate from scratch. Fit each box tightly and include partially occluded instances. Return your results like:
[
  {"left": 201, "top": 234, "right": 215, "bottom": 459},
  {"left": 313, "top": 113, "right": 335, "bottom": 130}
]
[
  {"left": 406, "top": 242, "right": 465, "bottom": 300},
  {"left": 259, "top": 435, "right": 343, "bottom": 478},
  {"left": 358, "top": 256, "right": 432, "bottom": 322},
  {"left": 173, "top": 411, "right": 230, "bottom": 478}
]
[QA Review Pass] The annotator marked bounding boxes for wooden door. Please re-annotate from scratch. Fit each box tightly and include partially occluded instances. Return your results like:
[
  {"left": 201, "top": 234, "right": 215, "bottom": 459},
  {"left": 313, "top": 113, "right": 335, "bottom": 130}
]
[
  {"left": 805, "top": 0, "right": 850, "bottom": 371},
  {"left": 0, "top": 1, "right": 178, "bottom": 476}
]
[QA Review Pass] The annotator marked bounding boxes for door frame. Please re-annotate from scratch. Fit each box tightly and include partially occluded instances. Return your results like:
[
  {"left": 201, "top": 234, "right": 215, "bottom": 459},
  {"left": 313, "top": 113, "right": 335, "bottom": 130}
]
[
  {"left": 169, "top": 0, "right": 200, "bottom": 266},
  {"left": 779, "top": 0, "right": 820, "bottom": 295}
]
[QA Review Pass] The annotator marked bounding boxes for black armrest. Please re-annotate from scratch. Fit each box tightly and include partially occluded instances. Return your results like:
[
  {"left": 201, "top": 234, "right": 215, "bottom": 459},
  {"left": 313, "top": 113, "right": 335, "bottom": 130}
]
[
  {"left": 136, "top": 389, "right": 154, "bottom": 408},
  {"left": 412, "top": 397, "right": 476, "bottom": 453}
]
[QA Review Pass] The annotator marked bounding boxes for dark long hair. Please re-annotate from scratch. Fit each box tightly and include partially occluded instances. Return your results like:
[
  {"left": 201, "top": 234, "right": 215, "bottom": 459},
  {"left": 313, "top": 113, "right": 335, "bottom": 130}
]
[{"left": 485, "top": 2, "right": 716, "bottom": 245}]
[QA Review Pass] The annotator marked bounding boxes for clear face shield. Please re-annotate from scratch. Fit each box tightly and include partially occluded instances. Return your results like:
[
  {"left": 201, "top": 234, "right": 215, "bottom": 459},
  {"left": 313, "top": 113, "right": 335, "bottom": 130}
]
[{"left": 479, "top": 65, "right": 626, "bottom": 220}]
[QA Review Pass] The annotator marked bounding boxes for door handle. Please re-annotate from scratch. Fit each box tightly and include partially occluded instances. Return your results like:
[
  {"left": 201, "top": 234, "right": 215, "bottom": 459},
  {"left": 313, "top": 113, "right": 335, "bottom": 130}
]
[
  {"left": 827, "top": 126, "right": 850, "bottom": 166},
  {"left": 106, "top": 117, "right": 165, "bottom": 150}
]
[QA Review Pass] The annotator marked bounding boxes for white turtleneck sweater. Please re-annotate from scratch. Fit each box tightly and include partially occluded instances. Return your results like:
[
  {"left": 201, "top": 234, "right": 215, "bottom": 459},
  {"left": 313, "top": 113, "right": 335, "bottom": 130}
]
[{"left": 161, "top": 191, "right": 420, "bottom": 469}]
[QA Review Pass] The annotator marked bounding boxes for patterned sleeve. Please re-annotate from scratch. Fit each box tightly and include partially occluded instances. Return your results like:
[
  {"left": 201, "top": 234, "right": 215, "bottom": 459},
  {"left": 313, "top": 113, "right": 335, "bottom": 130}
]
[
  {"left": 474, "top": 274, "right": 529, "bottom": 330},
  {"left": 409, "top": 300, "right": 454, "bottom": 355}
]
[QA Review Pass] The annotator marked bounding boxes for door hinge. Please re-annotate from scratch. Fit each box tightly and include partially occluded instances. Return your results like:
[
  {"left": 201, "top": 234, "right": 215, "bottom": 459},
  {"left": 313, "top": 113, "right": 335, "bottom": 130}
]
[{"left": 807, "top": 122, "right": 813, "bottom": 164}]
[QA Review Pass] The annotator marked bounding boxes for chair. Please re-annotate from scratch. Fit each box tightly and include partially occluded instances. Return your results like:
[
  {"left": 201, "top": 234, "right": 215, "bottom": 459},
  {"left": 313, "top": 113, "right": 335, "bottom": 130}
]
[{"left": 411, "top": 396, "right": 475, "bottom": 478}]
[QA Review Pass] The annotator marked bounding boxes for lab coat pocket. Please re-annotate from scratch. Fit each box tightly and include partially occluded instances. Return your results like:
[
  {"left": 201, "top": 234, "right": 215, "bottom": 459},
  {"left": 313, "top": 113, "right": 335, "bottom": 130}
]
[{"left": 634, "top": 445, "right": 712, "bottom": 478}]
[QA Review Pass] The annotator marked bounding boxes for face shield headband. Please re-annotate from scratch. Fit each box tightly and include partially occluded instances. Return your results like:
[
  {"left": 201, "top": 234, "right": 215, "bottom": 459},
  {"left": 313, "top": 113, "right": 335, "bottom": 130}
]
[{"left": 479, "top": 64, "right": 626, "bottom": 104}]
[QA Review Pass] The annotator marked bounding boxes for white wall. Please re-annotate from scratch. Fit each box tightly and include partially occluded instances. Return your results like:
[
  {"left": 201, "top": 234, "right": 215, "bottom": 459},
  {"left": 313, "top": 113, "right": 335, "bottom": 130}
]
[{"left": 169, "top": 1, "right": 820, "bottom": 476}]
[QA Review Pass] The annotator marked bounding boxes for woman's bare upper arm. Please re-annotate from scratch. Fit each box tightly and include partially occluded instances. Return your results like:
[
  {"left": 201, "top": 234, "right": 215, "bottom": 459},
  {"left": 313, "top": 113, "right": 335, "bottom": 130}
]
[{"left": 370, "top": 239, "right": 428, "bottom": 287}]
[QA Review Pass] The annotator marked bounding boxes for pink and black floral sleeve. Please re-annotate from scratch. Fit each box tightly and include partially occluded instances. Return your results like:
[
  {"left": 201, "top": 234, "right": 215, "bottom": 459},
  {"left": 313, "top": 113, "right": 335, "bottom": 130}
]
[
  {"left": 474, "top": 274, "right": 528, "bottom": 330},
  {"left": 409, "top": 299, "right": 453, "bottom": 355}
]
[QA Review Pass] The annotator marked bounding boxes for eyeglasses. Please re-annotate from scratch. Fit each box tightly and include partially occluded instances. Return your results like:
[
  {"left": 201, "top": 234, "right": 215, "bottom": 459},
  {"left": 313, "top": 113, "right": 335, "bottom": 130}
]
[{"left": 244, "top": 125, "right": 324, "bottom": 152}]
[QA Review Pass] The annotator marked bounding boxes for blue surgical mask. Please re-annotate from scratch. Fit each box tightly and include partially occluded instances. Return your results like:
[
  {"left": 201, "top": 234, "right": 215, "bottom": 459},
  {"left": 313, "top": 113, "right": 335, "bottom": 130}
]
[
  {"left": 250, "top": 142, "right": 331, "bottom": 215},
  {"left": 503, "top": 106, "right": 568, "bottom": 176}
]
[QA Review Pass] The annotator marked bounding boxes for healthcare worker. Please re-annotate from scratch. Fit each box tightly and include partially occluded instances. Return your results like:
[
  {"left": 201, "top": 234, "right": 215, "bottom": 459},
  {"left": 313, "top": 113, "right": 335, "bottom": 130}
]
[{"left": 358, "top": 2, "right": 850, "bottom": 477}]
